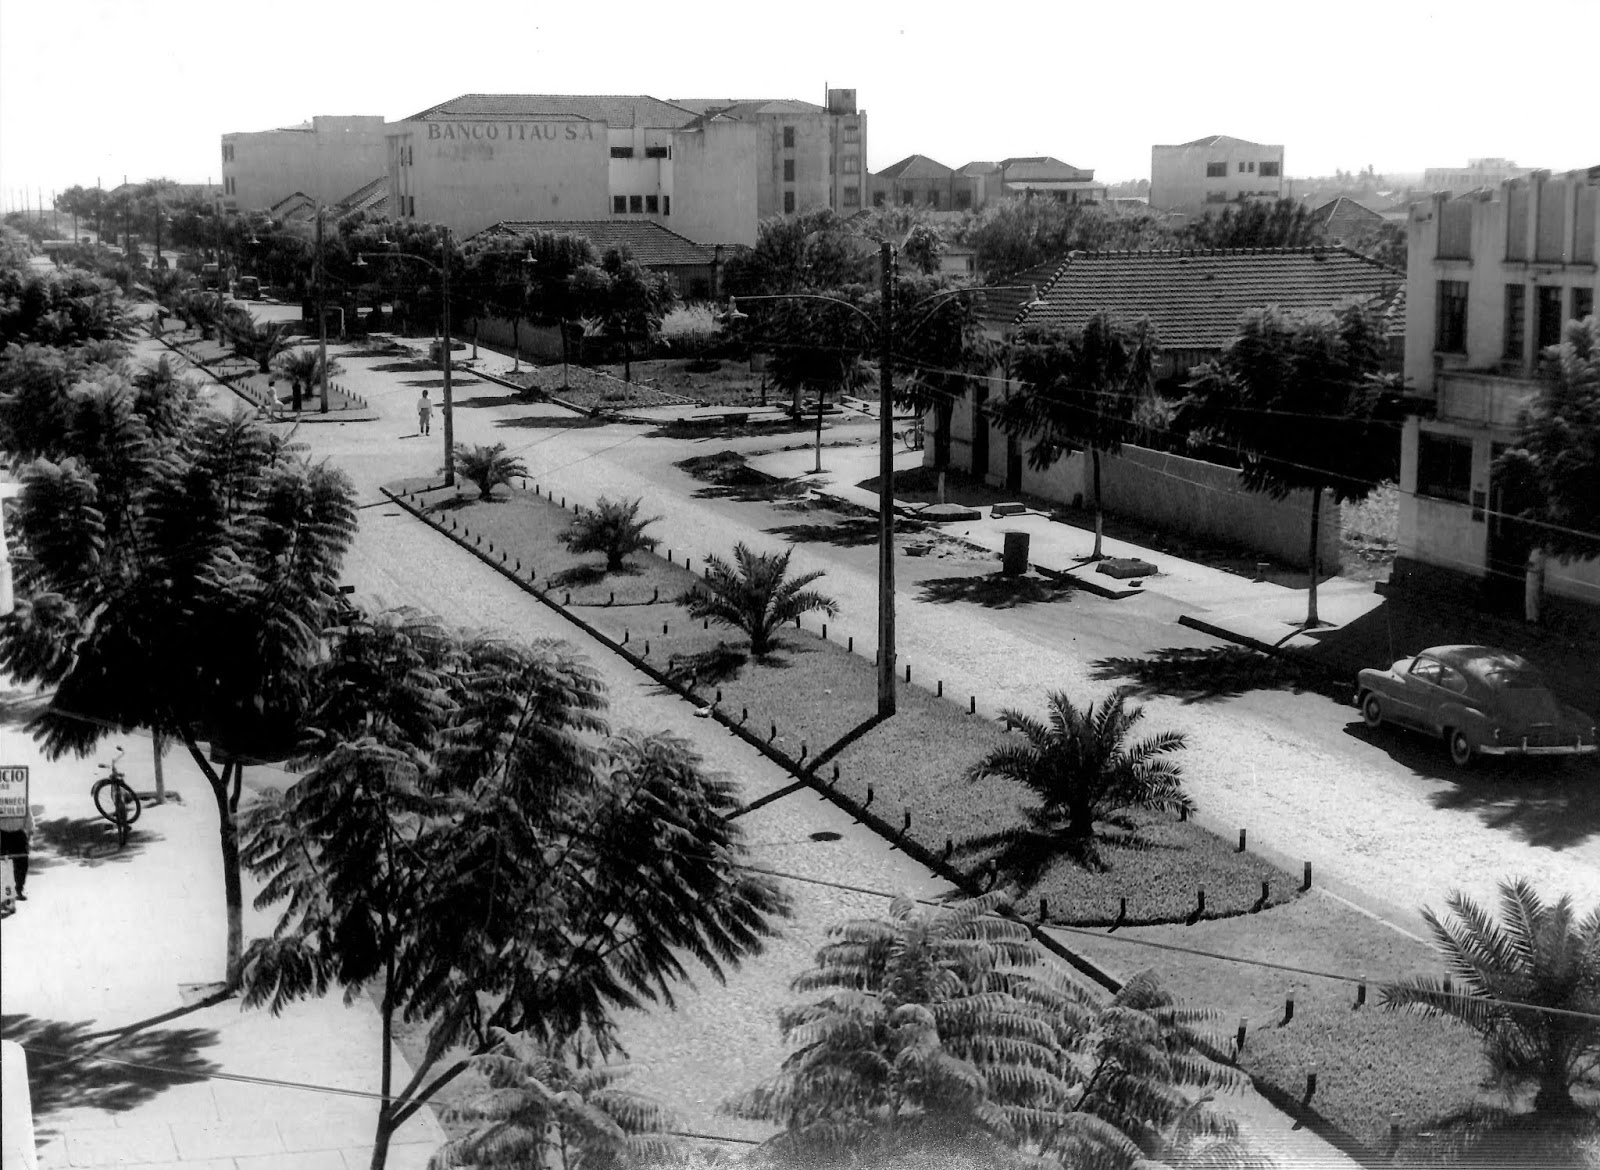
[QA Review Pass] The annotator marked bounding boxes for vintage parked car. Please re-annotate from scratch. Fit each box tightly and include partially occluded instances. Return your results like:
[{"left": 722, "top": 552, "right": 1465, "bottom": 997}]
[{"left": 1356, "top": 645, "right": 1598, "bottom": 767}]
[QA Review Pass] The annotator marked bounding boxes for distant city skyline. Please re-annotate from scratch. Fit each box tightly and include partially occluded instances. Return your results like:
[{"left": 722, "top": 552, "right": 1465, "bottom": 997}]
[{"left": 2, "top": 0, "right": 1595, "bottom": 212}]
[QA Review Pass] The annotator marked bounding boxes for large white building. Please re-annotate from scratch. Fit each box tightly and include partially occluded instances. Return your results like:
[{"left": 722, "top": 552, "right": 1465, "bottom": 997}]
[
  {"left": 1149, "top": 135, "right": 1285, "bottom": 216},
  {"left": 1395, "top": 167, "right": 1599, "bottom": 622},
  {"left": 221, "top": 116, "right": 389, "bottom": 214}
]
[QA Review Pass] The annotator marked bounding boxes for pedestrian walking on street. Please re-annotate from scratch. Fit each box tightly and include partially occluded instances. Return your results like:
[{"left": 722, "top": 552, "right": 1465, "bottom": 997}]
[
  {"left": 417, "top": 388, "right": 433, "bottom": 436},
  {"left": 1, "top": 807, "right": 35, "bottom": 903}
]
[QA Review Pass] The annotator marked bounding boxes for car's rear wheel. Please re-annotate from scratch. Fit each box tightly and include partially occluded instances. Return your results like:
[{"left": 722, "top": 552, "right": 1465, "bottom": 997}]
[
  {"left": 1447, "top": 729, "right": 1475, "bottom": 768},
  {"left": 1361, "top": 693, "right": 1384, "bottom": 730}
]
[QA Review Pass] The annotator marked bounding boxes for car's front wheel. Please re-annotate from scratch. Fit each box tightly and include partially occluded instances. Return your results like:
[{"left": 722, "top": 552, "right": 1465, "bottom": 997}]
[
  {"left": 1447, "top": 728, "right": 1475, "bottom": 768},
  {"left": 1362, "top": 693, "right": 1384, "bottom": 730}
]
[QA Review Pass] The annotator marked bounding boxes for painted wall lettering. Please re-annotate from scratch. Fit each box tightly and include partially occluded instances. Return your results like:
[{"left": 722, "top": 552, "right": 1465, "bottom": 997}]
[{"left": 425, "top": 121, "right": 597, "bottom": 143}]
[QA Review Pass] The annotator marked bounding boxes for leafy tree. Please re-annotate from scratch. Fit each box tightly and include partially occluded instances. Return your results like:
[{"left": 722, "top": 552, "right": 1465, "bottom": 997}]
[
  {"left": 239, "top": 610, "right": 789, "bottom": 1167},
  {"left": 1179, "top": 302, "right": 1403, "bottom": 626},
  {"left": 678, "top": 543, "right": 837, "bottom": 658},
  {"left": 1381, "top": 877, "right": 1600, "bottom": 1115},
  {"left": 724, "top": 892, "right": 1085, "bottom": 1159},
  {"left": 996, "top": 313, "right": 1160, "bottom": 559},
  {"left": 431, "top": 1031, "right": 679, "bottom": 1170},
  {"left": 901, "top": 223, "right": 945, "bottom": 275},
  {"left": 1344, "top": 220, "right": 1407, "bottom": 271},
  {"left": 452, "top": 442, "right": 529, "bottom": 501},
  {"left": 892, "top": 274, "right": 998, "bottom": 501},
  {"left": 1178, "top": 199, "right": 1319, "bottom": 250},
  {"left": 1, "top": 392, "right": 357, "bottom": 985},
  {"left": 560, "top": 496, "right": 662, "bottom": 572},
  {"left": 0, "top": 258, "right": 130, "bottom": 349},
  {"left": 961, "top": 689, "right": 1191, "bottom": 874},
  {"left": 722, "top": 208, "right": 877, "bottom": 297},
  {"left": 753, "top": 284, "right": 875, "bottom": 420},
  {"left": 567, "top": 247, "right": 674, "bottom": 383},
  {"left": 968, "top": 199, "right": 1176, "bottom": 283},
  {"left": 1492, "top": 316, "right": 1600, "bottom": 568}
]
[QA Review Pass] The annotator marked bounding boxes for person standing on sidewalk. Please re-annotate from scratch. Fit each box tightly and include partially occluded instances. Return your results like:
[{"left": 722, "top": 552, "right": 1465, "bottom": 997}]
[
  {"left": 417, "top": 388, "right": 433, "bottom": 436},
  {"left": 0, "top": 807, "right": 34, "bottom": 902}
]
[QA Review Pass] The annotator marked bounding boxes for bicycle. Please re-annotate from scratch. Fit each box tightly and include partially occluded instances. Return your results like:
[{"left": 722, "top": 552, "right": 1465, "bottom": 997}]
[
  {"left": 898, "top": 416, "right": 926, "bottom": 452},
  {"left": 92, "top": 746, "right": 141, "bottom": 847}
]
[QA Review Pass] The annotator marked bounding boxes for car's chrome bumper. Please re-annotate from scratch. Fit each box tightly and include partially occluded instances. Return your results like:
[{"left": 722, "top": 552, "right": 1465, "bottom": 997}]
[{"left": 1479, "top": 741, "right": 1598, "bottom": 757}]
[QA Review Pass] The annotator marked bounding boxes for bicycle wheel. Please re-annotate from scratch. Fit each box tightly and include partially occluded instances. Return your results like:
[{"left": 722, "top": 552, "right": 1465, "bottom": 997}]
[{"left": 94, "top": 779, "right": 143, "bottom": 827}]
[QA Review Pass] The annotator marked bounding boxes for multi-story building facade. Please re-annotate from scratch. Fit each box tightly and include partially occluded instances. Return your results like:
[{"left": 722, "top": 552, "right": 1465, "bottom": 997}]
[
  {"left": 383, "top": 94, "right": 758, "bottom": 246},
  {"left": 1396, "top": 168, "right": 1599, "bottom": 620},
  {"left": 670, "top": 90, "right": 867, "bottom": 220},
  {"left": 1149, "top": 136, "right": 1285, "bottom": 215},
  {"left": 1421, "top": 158, "right": 1534, "bottom": 195},
  {"left": 221, "top": 116, "right": 389, "bottom": 213}
]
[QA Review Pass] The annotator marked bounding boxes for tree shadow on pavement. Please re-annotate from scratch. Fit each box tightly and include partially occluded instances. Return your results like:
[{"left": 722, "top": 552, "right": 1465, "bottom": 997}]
[
  {"left": 1395, "top": 1102, "right": 1600, "bottom": 1170},
  {"left": 1340, "top": 724, "right": 1600, "bottom": 848},
  {"left": 492, "top": 414, "right": 607, "bottom": 431},
  {"left": 766, "top": 517, "right": 881, "bottom": 548},
  {"left": 451, "top": 392, "right": 525, "bottom": 408},
  {"left": 401, "top": 377, "right": 481, "bottom": 389},
  {"left": 1091, "top": 645, "right": 1323, "bottom": 703},
  {"left": 662, "top": 643, "right": 748, "bottom": 691},
  {"left": 30, "top": 815, "right": 156, "bottom": 867},
  {"left": 916, "top": 572, "right": 1075, "bottom": 609},
  {"left": 1, "top": 1014, "right": 220, "bottom": 1118}
]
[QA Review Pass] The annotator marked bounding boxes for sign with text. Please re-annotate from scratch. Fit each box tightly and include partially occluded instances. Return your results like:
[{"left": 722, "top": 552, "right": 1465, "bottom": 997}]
[
  {"left": 0, "top": 766, "right": 28, "bottom": 819},
  {"left": 425, "top": 121, "right": 600, "bottom": 144}
]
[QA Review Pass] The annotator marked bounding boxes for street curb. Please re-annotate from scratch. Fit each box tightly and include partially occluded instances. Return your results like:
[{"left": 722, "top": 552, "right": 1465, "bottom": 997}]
[
  {"left": 378, "top": 483, "right": 1128, "bottom": 996},
  {"left": 155, "top": 334, "right": 380, "bottom": 423},
  {"left": 379, "top": 482, "right": 1380, "bottom": 1166}
]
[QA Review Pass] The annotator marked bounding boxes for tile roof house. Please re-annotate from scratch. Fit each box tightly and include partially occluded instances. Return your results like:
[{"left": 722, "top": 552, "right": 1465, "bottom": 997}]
[
  {"left": 1000, "top": 245, "right": 1404, "bottom": 363},
  {"left": 1311, "top": 196, "right": 1385, "bottom": 244},
  {"left": 472, "top": 219, "right": 721, "bottom": 296}
]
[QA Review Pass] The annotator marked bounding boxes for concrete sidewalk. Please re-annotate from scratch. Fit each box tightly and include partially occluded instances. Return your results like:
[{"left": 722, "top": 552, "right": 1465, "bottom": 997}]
[
  {"left": 0, "top": 704, "right": 445, "bottom": 1169},
  {"left": 746, "top": 443, "right": 1386, "bottom": 646}
]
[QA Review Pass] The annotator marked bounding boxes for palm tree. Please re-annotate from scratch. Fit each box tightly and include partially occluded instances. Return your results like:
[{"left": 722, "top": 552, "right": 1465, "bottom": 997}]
[
  {"left": 724, "top": 892, "right": 1086, "bottom": 1159},
  {"left": 431, "top": 1030, "right": 680, "bottom": 1170},
  {"left": 678, "top": 543, "right": 837, "bottom": 657},
  {"left": 223, "top": 312, "right": 295, "bottom": 373},
  {"left": 962, "top": 689, "right": 1191, "bottom": 873},
  {"left": 1381, "top": 877, "right": 1600, "bottom": 1115},
  {"left": 274, "top": 347, "right": 343, "bottom": 396},
  {"left": 559, "top": 497, "right": 661, "bottom": 573},
  {"left": 453, "top": 443, "right": 529, "bottom": 501}
]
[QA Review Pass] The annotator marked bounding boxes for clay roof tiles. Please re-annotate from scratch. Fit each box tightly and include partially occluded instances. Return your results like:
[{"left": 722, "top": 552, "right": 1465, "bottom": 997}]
[
  {"left": 1005, "top": 247, "right": 1404, "bottom": 348},
  {"left": 472, "top": 220, "right": 716, "bottom": 267}
]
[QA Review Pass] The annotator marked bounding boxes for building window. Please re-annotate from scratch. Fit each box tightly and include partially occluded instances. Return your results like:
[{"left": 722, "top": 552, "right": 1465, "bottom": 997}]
[
  {"left": 629, "top": 195, "right": 643, "bottom": 214},
  {"left": 1206, "top": 162, "right": 1227, "bottom": 178},
  {"left": 843, "top": 122, "right": 860, "bottom": 143},
  {"left": 611, "top": 146, "right": 634, "bottom": 159},
  {"left": 645, "top": 195, "right": 658, "bottom": 213},
  {"left": 406, "top": 146, "right": 413, "bottom": 166},
  {"left": 1260, "top": 160, "right": 1281, "bottom": 177},
  {"left": 928, "top": 191, "right": 940, "bottom": 209},
  {"left": 1536, "top": 285, "right": 1565, "bottom": 350},
  {"left": 783, "top": 191, "right": 795, "bottom": 214},
  {"left": 1416, "top": 432, "right": 1474, "bottom": 504},
  {"left": 1436, "top": 280, "right": 1469, "bottom": 352},
  {"left": 222, "top": 144, "right": 233, "bottom": 162},
  {"left": 1503, "top": 284, "right": 1525, "bottom": 360},
  {"left": 829, "top": 156, "right": 835, "bottom": 175},
  {"left": 407, "top": 195, "right": 415, "bottom": 217},
  {"left": 782, "top": 126, "right": 795, "bottom": 149},
  {"left": 955, "top": 189, "right": 972, "bottom": 209},
  {"left": 1238, "top": 161, "right": 1248, "bottom": 173},
  {"left": 844, "top": 185, "right": 860, "bottom": 207},
  {"left": 901, "top": 190, "right": 914, "bottom": 206},
  {"left": 783, "top": 159, "right": 795, "bottom": 182},
  {"left": 644, "top": 145, "right": 669, "bottom": 159},
  {"left": 842, "top": 155, "right": 860, "bottom": 174},
  {"left": 613, "top": 195, "right": 627, "bottom": 214},
  {"left": 873, "top": 190, "right": 886, "bottom": 207},
  {"left": 1574, "top": 286, "right": 1594, "bottom": 322},
  {"left": 662, "top": 195, "right": 671, "bottom": 215}
]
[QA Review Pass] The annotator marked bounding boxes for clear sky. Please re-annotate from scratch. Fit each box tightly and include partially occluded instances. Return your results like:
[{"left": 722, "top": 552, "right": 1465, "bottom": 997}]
[{"left": 2, "top": 0, "right": 1595, "bottom": 209}]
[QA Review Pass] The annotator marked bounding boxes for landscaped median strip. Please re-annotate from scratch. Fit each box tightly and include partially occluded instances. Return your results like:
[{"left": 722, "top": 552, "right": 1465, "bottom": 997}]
[{"left": 380, "top": 476, "right": 1499, "bottom": 1167}]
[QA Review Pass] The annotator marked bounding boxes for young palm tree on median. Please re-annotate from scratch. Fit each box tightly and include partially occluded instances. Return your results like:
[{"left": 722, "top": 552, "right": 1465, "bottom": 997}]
[
  {"left": 679, "top": 543, "right": 837, "bottom": 658},
  {"left": 560, "top": 496, "right": 661, "bottom": 573},
  {"left": 1381, "top": 877, "right": 1600, "bottom": 1116},
  {"left": 962, "top": 689, "right": 1191, "bottom": 874}
]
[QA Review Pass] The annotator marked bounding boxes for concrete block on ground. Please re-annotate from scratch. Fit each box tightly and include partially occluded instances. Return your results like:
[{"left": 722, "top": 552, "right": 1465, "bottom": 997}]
[
  {"left": 990, "top": 502, "right": 1028, "bottom": 517},
  {"left": 1096, "top": 557, "right": 1157, "bottom": 579}
]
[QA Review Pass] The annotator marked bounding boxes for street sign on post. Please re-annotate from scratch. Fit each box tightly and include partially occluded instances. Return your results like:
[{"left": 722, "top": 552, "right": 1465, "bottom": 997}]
[{"left": 0, "top": 765, "right": 28, "bottom": 819}]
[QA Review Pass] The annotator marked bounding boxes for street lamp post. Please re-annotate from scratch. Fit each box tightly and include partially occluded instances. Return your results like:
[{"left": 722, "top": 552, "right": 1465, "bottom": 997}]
[
  {"left": 723, "top": 263, "right": 1042, "bottom": 719},
  {"left": 356, "top": 226, "right": 456, "bottom": 486}
]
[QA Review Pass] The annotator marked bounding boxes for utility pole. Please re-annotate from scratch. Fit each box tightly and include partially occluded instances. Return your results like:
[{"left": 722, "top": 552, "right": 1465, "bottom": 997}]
[
  {"left": 441, "top": 225, "right": 455, "bottom": 486},
  {"left": 317, "top": 209, "right": 329, "bottom": 414},
  {"left": 877, "top": 242, "right": 896, "bottom": 717}
]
